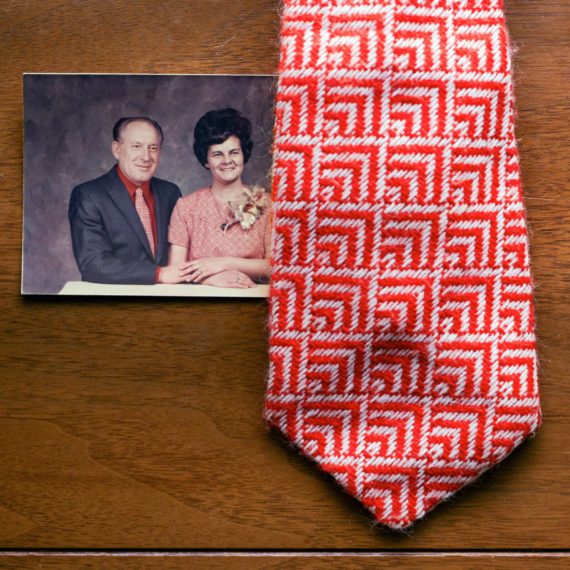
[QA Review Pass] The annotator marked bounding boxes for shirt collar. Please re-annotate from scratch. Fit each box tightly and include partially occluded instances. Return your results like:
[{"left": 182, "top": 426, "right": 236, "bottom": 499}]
[{"left": 116, "top": 165, "right": 151, "bottom": 198}]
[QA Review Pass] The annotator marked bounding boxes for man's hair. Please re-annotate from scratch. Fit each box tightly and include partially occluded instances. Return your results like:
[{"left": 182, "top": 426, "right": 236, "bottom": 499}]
[
  {"left": 193, "top": 108, "right": 253, "bottom": 167},
  {"left": 113, "top": 117, "right": 164, "bottom": 145}
]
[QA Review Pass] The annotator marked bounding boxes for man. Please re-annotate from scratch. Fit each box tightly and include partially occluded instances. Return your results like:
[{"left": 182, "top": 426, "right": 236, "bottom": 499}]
[{"left": 69, "top": 117, "right": 183, "bottom": 284}]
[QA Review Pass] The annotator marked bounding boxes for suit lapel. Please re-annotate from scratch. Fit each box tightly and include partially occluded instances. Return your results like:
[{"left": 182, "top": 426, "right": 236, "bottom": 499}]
[
  {"left": 153, "top": 180, "right": 167, "bottom": 263},
  {"left": 105, "top": 168, "right": 154, "bottom": 260}
]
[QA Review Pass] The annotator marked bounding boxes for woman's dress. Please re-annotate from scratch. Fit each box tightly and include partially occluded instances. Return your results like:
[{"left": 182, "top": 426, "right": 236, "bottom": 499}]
[{"left": 168, "top": 187, "right": 272, "bottom": 260}]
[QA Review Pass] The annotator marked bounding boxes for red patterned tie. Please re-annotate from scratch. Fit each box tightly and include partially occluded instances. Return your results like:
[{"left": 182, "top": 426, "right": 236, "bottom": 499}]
[
  {"left": 135, "top": 187, "right": 156, "bottom": 257},
  {"left": 265, "top": 0, "right": 541, "bottom": 529}
]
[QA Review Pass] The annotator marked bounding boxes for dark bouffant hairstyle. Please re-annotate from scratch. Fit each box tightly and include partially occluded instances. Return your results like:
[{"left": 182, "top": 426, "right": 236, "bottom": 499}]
[
  {"left": 113, "top": 117, "right": 164, "bottom": 145},
  {"left": 193, "top": 108, "right": 253, "bottom": 167}
]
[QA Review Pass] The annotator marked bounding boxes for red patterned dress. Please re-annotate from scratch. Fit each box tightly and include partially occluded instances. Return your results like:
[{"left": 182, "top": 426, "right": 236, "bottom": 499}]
[{"left": 168, "top": 188, "right": 272, "bottom": 261}]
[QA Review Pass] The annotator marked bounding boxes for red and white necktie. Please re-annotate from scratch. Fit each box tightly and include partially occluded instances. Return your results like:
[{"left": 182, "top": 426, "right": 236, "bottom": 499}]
[
  {"left": 135, "top": 187, "right": 156, "bottom": 257},
  {"left": 265, "top": 0, "right": 541, "bottom": 529}
]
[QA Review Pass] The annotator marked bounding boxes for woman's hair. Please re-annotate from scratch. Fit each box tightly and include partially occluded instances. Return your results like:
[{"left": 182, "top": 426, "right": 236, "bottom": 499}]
[{"left": 193, "top": 108, "right": 253, "bottom": 167}]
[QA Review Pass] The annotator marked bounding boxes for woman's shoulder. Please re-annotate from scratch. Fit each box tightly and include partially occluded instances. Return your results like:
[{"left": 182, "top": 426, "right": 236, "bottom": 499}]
[{"left": 175, "top": 188, "right": 211, "bottom": 209}]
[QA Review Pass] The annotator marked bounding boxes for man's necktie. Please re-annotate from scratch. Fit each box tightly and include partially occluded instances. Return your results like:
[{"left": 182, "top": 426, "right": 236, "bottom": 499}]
[
  {"left": 265, "top": 0, "right": 541, "bottom": 530},
  {"left": 135, "top": 188, "right": 156, "bottom": 257}
]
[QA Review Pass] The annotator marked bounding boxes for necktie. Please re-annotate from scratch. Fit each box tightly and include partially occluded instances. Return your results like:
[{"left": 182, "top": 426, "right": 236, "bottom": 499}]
[
  {"left": 265, "top": 0, "right": 541, "bottom": 530},
  {"left": 135, "top": 187, "right": 156, "bottom": 257}
]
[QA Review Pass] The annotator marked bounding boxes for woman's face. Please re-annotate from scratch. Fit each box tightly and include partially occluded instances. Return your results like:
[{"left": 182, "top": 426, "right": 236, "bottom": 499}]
[{"left": 206, "top": 135, "right": 244, "bottom": 185}]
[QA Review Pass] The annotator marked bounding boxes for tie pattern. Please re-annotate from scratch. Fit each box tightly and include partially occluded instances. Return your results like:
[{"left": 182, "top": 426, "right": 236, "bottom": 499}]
[
  {"left": 135, "top": 188, "right": 155, "bottom": 257},
  {"left": 265, "top": 0, "right": 541, "bottom": 529}
]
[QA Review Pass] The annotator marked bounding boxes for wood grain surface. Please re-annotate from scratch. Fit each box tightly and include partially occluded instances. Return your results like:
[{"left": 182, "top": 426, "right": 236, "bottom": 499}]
[
  {"left": 0, "top": 555, "right": 569, "bottom": 570},
  {"left": 1, "top": 0, "right": 569, "bottom": 564}
]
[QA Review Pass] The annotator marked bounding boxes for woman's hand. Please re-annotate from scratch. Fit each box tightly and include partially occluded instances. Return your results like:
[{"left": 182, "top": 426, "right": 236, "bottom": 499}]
[
  {"left": 200, "top": 270, "right": 256, "bottom": 289},
  {"left": 156, "top": 264, "right": 185, "bottom": 284},
  {"left": 179, "top": 257, "right": 230, "bottom": 282}
]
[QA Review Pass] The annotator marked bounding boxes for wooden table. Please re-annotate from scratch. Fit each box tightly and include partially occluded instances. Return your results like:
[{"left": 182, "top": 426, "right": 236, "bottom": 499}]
[{"left": 1, "top": 1, "right": 569, "bottom": 568}]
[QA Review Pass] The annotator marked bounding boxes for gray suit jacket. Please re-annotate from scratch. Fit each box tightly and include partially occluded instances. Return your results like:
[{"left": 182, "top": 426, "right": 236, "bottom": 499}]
[{"left": 69, "top": 167, "right": 182, "bottom": 284}]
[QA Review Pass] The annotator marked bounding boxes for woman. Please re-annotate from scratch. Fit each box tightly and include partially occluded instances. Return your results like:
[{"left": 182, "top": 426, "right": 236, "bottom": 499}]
[{"left": 167, "top": 108, "right": 272, "bottom": 288}]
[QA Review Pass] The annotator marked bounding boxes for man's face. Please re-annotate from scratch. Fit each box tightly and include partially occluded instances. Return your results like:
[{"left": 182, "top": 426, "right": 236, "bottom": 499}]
[{"left": 112, "top": 121, "right": 161, "bottom": 186}]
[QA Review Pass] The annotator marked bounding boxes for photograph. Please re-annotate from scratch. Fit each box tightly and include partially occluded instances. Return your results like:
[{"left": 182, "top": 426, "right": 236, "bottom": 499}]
[{"left": 22, "top": 74, "right": 276, "bottom": 297}]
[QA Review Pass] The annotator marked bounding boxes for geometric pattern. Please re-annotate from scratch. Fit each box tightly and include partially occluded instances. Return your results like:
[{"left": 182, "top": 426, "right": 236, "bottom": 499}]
[
  {"left": 266, "top": 0, "right": 541, "bottom": 530},
  {"left": 135, "top": 188, "right": 156, "bottom": 257}
]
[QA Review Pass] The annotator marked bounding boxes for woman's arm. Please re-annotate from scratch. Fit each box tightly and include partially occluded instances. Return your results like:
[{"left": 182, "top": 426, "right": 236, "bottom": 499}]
[
  {"left": 201, "top": 269, "right": 256, "bottom": 288},
  {"left": 179, "top": 256, "right": 270, "bottom": 283},
  {"left": 218, "top": 257, "right": 270, "bottom": 281},
  {"left": 169, "top": 244, "right": 189, "bottom": 265},
  {"left": 154, "top": 244, "right": 190, "bottom": 284}
]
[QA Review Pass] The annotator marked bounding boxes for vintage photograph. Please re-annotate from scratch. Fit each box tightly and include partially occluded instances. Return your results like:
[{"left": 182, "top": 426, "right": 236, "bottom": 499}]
[{"left": 22, "top": 74, "right": 276, "bottom": 296}]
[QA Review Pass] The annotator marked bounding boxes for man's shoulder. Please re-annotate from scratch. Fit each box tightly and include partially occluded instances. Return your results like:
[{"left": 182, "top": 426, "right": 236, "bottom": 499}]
[
  {"left": 72, "top": 169, "right": 116, "bottom": 197},
  {"left": 151, "top": 176, "right": 182, "bottom": 197}
]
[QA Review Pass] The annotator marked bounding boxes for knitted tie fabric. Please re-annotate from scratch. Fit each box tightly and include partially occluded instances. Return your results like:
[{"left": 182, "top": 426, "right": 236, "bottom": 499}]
[
  {"left": 265, "top": 0, "right": 541, "bottom": 530},
  {"left": 135, "top": 188, "right": 155, "bottom": 257}
]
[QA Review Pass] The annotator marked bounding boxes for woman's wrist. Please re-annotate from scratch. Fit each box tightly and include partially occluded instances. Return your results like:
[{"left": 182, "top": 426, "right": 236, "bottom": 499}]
[{"left": 221, "top": 257, "right": 239, "bottom": 272}]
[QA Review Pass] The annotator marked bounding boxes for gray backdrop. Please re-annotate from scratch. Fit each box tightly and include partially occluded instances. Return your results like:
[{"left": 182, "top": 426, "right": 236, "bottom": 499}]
[{"left": 23, "top": 74, "right": 277, "bottom": 294}]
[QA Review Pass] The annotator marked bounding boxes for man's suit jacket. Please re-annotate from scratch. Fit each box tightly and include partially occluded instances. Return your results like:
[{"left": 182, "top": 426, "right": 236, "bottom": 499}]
[{"left": 69, "top": 167, "right": 182, "bottom": 284}]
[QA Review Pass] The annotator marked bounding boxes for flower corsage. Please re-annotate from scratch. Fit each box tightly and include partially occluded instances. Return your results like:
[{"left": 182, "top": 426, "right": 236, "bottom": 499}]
[{"left": 224, "top": 186, "right": 269, "bottom": 232}]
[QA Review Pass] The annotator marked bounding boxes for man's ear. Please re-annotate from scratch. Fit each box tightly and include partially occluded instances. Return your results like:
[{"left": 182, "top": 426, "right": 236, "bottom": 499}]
[{"left": 111, "top": 141, "right": 121, "bottom": 160}]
